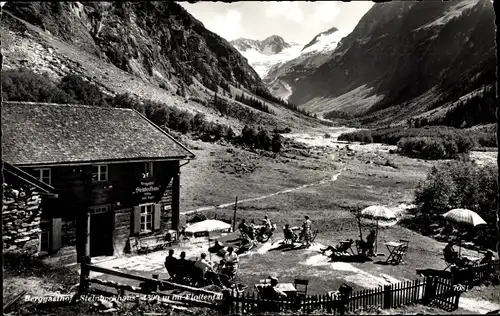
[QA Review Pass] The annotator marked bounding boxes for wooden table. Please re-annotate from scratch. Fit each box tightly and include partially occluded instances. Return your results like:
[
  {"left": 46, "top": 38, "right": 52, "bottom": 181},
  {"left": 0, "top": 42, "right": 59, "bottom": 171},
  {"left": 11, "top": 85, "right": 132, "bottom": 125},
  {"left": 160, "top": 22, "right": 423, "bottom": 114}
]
[{"left": 384, "top": 241, "right": 404, "bottom": 264}]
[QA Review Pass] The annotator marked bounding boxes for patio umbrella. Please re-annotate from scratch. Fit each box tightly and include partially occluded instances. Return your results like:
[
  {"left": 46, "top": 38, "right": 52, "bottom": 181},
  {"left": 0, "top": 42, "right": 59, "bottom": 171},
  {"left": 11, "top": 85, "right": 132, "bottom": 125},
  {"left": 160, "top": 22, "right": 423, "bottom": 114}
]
[
  {"left": 361, "top": 206, "right": 397, "bottom": 254},
  {"left": 442, "top": 208, "right": 487, "bottom": 255},
  {"left": 442, "top": 209, "right": 487, "bottom": 227}
]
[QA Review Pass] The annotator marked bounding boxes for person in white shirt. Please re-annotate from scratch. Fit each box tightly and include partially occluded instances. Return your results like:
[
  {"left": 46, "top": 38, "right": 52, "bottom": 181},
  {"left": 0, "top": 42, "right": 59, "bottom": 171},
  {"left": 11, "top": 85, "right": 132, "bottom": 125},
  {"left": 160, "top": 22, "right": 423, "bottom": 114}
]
[
  {"left": 194, "top": 253, "right": 216, "bottom": 286},
  {"left": 223, "top": 247, "right": 239, "bottom": 278},
  {"left": 263, "top": 215, "right": 272, "bottom": 229},
  {"left": 195, "top": 253, "right": 214, "bottom": 273}
]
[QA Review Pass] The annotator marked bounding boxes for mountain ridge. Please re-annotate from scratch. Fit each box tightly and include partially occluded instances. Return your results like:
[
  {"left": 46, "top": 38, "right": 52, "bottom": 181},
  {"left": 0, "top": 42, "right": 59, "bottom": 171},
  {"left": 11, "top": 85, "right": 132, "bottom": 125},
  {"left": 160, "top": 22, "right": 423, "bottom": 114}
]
[
  {"left": 1, "top": 1, "right": 323, "bottom": 133},
  {"left": 287, "top": 0, "right": 495, "bottom": 127}
]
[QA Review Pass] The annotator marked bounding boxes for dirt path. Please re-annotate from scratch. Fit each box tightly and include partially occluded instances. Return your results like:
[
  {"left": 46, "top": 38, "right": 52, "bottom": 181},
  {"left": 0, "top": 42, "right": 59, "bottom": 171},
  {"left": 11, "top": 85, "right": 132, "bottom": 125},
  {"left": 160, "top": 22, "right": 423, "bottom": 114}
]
[{"left": 181, "top": 165, "right": 347, "bottom": 215}]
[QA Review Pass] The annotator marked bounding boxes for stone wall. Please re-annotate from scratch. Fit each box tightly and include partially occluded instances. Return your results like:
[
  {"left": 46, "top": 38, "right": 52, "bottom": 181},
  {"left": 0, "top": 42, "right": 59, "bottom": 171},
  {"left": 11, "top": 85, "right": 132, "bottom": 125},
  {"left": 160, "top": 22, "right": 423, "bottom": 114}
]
[{"left": 2, "top": 183, "right": 42, "bottom": 254}]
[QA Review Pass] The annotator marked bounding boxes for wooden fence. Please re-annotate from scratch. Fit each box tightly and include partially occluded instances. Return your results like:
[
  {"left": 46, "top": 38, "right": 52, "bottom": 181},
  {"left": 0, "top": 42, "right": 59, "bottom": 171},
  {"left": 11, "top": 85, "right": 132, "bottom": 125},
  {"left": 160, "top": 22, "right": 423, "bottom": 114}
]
[
  {"left": 222, "top": 277, "right": 462, "bottom": 315},
  {"left": 451, "top": 260, "right": 500, "bottom": 289},
  {"left": 78, "top": 261, "right": 464, "bottom": 315},
  {"left": 79, "top": 262, "right": 223, "bottom": 308}
]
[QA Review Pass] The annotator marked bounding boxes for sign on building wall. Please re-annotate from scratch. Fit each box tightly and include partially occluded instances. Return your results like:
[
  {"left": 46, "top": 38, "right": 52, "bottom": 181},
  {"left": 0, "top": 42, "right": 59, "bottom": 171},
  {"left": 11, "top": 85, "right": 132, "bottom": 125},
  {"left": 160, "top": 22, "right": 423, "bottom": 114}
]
[{"left": 133, "top": 177, "right": 166, "bottom": 203}]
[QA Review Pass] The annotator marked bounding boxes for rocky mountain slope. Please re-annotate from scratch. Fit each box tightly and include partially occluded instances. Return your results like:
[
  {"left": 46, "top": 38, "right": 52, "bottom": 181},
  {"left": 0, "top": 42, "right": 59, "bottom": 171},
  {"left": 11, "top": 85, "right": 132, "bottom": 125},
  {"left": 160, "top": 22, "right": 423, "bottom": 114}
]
[
  {"left": 230, "top": 35, "right": 303, "bottom": 79},
  {"left": 264, "top": 27, "right": 348, "bottom": 101},
  {"left": 231, "top": 35, "right": 297, "bottom": 55},
  {"left": 1, "top": 2, "right": 321, "bottom": 132},
  {"left": 230, "top": 27, "right": 347, "bottom": 102},
  {"left": 287, "top": 0, "right": 495, "bottom": 126}
]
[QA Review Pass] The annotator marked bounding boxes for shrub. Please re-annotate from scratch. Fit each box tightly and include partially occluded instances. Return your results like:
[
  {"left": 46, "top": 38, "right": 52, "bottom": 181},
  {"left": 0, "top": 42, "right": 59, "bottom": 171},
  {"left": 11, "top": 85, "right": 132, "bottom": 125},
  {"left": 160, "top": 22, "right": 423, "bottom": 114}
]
[
  {"left": 397, "top": 136, "right": 470, "bottom": 160},
  {"left": 1, "top": 69, "right": 74, "bottom": 103},
  {"left": 241, "top": 125, "right": 257, "bottom": 147},
  {"left": 256, "top": 128, "right": 272, "bottom": 151},
  {"left": 361, "top": 134, "right": 373, "bottom": 144},
  {"left": 414, "top": 161, "right": 497, "bottom": 247},
  {"left": 272, "top": 132, "right": 283, "bottom": 153},
  {"left": 58, "top": 74, "right": 109, "bottom": 106}
]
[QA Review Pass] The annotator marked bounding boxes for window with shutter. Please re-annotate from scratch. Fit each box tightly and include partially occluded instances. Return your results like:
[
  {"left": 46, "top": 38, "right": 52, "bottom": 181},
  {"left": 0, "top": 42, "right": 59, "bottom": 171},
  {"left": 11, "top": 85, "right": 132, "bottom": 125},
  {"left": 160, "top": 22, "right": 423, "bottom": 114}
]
[
  {"left": 153, "top": 204, "right": 162, "bottom": 230},
  {"left": 132, "top": 206, "right": 141, "bottom": 234}
]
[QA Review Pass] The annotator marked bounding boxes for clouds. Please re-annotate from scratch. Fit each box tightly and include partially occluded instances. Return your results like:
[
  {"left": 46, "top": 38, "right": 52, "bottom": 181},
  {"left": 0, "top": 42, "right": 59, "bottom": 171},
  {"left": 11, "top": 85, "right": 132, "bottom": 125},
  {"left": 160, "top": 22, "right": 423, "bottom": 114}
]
[
  {"left": 211, "top": 9, "right": 242, "bottom": 41},
  {"left": 265, "top": 2, "right": 304, "bottom": 23},
  {"left": 310, "top": 2, "right": 342, "bottom": 28},
  {"left": 180, "top": 2, "right": 374, "bottom": 44}
]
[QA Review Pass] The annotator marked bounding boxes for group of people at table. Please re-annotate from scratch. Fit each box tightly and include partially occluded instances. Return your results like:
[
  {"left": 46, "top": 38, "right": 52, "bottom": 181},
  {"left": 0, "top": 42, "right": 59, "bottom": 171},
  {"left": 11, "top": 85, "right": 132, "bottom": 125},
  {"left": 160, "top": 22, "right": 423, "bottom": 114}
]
[
  {"left": 164, "top": 247, "right": 240, "bottom": 288},
  {"left": 443, "top": 240, "right": 495, "bottom": 268}
]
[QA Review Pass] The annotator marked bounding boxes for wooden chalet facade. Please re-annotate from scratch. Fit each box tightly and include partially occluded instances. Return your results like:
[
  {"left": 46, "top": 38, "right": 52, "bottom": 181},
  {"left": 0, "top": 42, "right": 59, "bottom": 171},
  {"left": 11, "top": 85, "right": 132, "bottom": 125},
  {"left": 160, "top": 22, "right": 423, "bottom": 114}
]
[{"left": 2, "top": 101, "right": 195, "bottom": 262}]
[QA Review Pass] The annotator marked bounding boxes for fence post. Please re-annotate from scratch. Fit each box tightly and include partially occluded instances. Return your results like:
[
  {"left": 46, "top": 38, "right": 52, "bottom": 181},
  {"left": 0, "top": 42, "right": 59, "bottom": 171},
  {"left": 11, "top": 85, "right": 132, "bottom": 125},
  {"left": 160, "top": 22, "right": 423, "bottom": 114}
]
[
  {"left": 220, "top": 289, "right": 230, "bottom": 316},
  {"left": 450, "top": 266, "right": 458, "bottom": 285},
  {"left": 467, "top": 266, "right": 474, "bottom": 290},
  {"left": 423, "top": 277, "right": 436, "bottom": 305},
  {"left": 383, "top": 284, "right": 392, "bottom": 309},
  {"left": 78, "top": 256, "right": 91, "bottom": 294}
]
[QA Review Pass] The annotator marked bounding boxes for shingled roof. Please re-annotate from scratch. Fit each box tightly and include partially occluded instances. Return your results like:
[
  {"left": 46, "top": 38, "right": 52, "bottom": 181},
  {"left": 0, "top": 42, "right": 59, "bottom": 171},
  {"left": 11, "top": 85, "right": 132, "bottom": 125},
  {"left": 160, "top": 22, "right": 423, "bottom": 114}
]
[{"left": 2, "top": 101, "right": 195, "bottom": 166}]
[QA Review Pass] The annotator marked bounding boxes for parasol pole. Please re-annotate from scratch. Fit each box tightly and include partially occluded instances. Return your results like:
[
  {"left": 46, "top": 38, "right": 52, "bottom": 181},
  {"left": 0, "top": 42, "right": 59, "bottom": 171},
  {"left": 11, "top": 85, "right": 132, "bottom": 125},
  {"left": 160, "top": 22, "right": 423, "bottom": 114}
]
[
  {"left": 357, "top": 209, "right": 363, "bottom": 241},
  {"left": 208, "top": 231, "right": 212, "bottom": 261},
  {"left": 375, "top": 218, "right": 379, "bottom": 254}
]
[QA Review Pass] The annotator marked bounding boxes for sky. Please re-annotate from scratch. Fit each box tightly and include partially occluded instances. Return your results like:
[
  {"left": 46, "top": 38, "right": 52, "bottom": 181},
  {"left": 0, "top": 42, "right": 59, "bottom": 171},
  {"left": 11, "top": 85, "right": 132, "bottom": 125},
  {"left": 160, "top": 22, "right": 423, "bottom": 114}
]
[{"left": 179, "top": 1, "right": 374, "bottom": 44}]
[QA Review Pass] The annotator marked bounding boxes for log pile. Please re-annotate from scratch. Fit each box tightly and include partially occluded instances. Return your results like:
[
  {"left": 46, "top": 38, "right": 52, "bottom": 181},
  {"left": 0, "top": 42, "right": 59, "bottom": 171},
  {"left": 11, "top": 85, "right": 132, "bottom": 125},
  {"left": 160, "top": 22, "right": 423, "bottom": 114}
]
[{"left": 2, "top": 184, "right": 42, "bottom": 253}]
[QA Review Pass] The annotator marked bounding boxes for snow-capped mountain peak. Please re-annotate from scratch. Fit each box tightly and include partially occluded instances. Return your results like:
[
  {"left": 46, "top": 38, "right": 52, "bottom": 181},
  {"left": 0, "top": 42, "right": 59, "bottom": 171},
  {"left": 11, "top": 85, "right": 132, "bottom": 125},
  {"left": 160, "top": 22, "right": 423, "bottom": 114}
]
[
  {"left": 230, "top": 36, "right": 302, "bottom": 78},
  {"left": 231, "top": 35, "right": 293, "bottom": 55},
  {"left": 300, "top": 27, "right": 348, "bottom": 54},
  {"left": 230, "top": 26, "right": 346, "bottom": 80}
]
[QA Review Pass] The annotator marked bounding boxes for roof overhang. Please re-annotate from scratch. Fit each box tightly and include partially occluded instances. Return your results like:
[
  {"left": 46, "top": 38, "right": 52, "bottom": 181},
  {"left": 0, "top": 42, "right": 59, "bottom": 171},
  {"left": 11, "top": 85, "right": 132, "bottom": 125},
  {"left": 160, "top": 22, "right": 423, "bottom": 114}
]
[
  {"left": 12, "top": 156, "right": 195, "bottom": 168},
  {"left": 3, "top": 161, "right": 58, "bottom": 196}
]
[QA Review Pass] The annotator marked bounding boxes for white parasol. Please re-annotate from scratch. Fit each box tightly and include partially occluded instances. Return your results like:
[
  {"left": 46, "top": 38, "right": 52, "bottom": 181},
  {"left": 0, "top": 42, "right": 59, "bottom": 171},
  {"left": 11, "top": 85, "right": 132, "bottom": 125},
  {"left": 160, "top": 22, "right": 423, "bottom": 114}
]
[
  {"left": 361, "top": 205, "right": 397, "bottom": 220},
  {"left": 184, "top": 219, "right": 231, "bottom": 235},
  {"left": 360, "top": 206, "right": 397, "bottom": 254}
]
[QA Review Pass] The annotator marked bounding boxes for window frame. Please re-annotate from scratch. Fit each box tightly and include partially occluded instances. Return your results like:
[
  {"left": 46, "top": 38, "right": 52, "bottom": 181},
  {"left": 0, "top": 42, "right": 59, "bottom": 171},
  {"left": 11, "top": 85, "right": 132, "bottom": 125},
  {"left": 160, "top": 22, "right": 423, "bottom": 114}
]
[
  {"left": 139, "top": 203, "right": 154, "bottom": 233},
  {"left": 92, "top": 165, "right": 108, "bottom": 182},
  {"left": 34, "top": 168, "right": 51, "bottom": 185},
  {"left": 142, "top": 162, "right": 154, "bottom": 178},
  {"left": 89, "top": 205, "right": 110, "bottom": 214}
]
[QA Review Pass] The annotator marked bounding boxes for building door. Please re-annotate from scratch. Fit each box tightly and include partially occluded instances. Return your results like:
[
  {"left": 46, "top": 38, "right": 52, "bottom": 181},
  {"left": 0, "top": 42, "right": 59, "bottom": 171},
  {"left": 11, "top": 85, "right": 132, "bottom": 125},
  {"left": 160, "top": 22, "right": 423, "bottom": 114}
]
[{"left": 89, "top": 206, "right": 114, "bottom": 257}]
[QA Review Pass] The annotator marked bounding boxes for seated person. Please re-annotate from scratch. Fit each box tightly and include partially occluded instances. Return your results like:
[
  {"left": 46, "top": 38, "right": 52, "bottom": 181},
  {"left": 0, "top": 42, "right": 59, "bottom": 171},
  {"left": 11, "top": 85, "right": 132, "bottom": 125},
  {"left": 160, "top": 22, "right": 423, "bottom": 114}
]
[
  {"left": 359, "top": 230, "right": 376, "bottom": 256},
  {"left": 194, "top": 253, "right": 217, "bottom": 286},
  {"left": 261, "top": 277, "right": 287, "bottom": 300},
  {"left": 263, "top": 215, "right": 272, "bottom": 229},
  {"left": 176, "top": 251, "right": 195, "bottom": 282},
  {"left": 283, "top": 224, "right": 296, "bottom": 242},
  {"left": 247, "top": 228, "right": 256, "bottom": 240},
  {"left": 443, "top": 241, "right": 459, "bottom": 262},
  {"left": 481, "top": 250, "right": 495, "bottom": 265},
  {"left": 238, "top": 219, "right": 249, "bottom": 236},
  {"left": 208, "top": 240, "right": 225, "bottom": 256},
  {"left": 164, "top": 249, "right": 178, "bottom": 279},
  {"left": 443, "top": 241, "right": 470, "bottom": 267},
  {"left": 321, "top": 239, "right": 354, "bottom": 255},
  {"left": 249, "top": 220, "right": 257, "bottom": 229},
  {"left": 237, "top": 237, "right": 256, "bottom": 254}
]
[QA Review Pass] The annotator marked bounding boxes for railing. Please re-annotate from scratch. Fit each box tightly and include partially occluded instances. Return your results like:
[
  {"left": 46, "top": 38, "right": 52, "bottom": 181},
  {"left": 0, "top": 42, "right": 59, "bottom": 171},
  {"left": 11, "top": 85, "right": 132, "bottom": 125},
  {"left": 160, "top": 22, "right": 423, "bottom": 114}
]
[
  {"left": 78, "top": 261, "right": 463, "bottom": 315},
  {"left": 451, "top": 260, "right": 500, "bottom": 289},
  {"left": 79, "top": 261, "right": 223, "bottom": 308},
  {"left": 222, "top": 277, "right": 461, "bottom": 315}
]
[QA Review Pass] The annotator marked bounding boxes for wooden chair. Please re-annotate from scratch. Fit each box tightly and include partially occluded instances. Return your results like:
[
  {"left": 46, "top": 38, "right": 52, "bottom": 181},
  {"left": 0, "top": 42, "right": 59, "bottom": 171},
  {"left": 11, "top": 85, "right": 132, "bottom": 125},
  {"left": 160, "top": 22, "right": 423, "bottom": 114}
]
[
  {"left": 294, "top": 279, "right": 309, "bottom": 297},
  {"left": 392, "top": 245, "right": 408, "bottom": 265}
]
